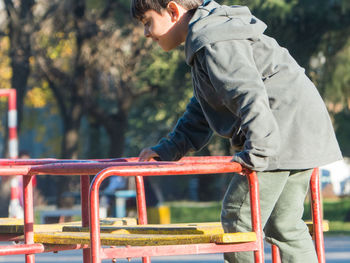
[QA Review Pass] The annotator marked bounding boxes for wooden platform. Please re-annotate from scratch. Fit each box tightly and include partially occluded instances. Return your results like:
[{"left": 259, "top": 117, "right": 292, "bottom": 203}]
[
  {"left": 0, "top": 217, "right": 137, "bottom": 234},
  {"left": 0, "top": 217, "right": 328, "bottom": 247},
  {"left": 34, "top": 231, "right": 257, "bottom": 246},
  {"left": 62, "top": 221, "right": 329, "bottom": 235}
]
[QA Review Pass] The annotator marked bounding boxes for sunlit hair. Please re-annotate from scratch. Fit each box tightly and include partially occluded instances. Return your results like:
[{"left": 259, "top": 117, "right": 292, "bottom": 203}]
[{"left": 131, "top": 0, "right": 203, "bottom": 20}]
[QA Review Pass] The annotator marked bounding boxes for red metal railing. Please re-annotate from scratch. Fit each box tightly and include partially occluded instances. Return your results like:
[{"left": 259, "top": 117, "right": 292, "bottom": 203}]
[
  {"left": 310, "top": 168, "right": 325, "bottom": 263},
  {"left": 88, "top": 161, "right": 263, "bottom": 263},
  {"left": 0, "top": 157, "right": 325, "bottom": 263},
  {"left": 270, "top": 168, "right": 325, "bottom": 263}
]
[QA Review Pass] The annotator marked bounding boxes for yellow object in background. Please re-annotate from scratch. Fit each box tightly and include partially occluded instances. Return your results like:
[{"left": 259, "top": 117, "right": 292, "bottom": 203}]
[{"left": 147, "top": 206, "right": 171, "bottom": 224}]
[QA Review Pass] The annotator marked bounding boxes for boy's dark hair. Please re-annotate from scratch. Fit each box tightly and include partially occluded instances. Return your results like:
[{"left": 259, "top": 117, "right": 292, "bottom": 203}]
[{"left": 131, "top": 0, "right": 203, "bottom": 20}]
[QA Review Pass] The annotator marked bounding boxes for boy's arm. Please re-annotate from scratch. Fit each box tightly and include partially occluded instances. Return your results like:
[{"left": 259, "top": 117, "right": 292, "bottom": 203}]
[
  {"left": 151, "top": 97, "right": 213, "bottom": 161},
  {"left": 200, "top": 40, "right": 280, "bottom": 171}
]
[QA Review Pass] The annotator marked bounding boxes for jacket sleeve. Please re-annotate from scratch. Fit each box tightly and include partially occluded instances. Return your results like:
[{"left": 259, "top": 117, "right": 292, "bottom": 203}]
[
  {"left": 200, "top": 40, "right": 280, "bottom": 171},
  {"left": 151, "top": 97, "right": 213, "bottom": 161}
]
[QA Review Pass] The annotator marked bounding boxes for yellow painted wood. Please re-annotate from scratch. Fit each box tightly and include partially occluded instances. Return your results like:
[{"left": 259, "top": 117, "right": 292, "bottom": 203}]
[
  {"left": 34, "top": 231, "right": 256, "bottom": 246},
  {"left": 63, "top": 220, "right": 330, "bottom": 235},
  {"left": 212, "top": 232, "right": 257, "bottom": 244},
  {"left": 0, "top": 217, "right": 328, "bottom": 241},
  {"left": 0, "top": 218, "right": 24, "bottom": 225},
  {"left": 0, "top": 222, "right": 79, "bottom": 234},
  {"left": 0, "top": 217, "right": 137, "bottom": 234},
  {"left": 63, "top": 223, "right": 224, "bottom": 235},
  {"left": 147, "top": 206, "right": 171, "bottom": 224},
  {"left": 306, "top": 220, "right": 329, "bottom": 232}
]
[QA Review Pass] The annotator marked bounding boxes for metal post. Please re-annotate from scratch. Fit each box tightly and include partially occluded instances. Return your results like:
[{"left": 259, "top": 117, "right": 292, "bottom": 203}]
[
  {"left": 0, "top": 90, "right": 22, "bottom": 218},
  {"left": 135, "top": 175, "right": 150, "bottom": 263},
  {"left": 247, "top": 171, "right": 264, "bottom": 263},
  {"left": 23, "top": 175, "right": 35, "bottom": 263},
  {"left": 310, "top": 168, "right": 325, "bottom": 263},
  {"left": 271, "top": 244, "right": 281, "bottom": 263},
  {"left": 81, "top": 175, "right": 91, "bottom": 263}
]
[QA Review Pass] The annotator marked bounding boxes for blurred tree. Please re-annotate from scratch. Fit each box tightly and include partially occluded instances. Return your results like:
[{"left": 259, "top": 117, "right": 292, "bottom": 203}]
[
  {"left": 30, "top": 0, "right": 156, "bottom": 159},
  {"left": 82, "top": 24, "right": 155, "bottom": 158},
  {"left": 1, "top": 0, "right": 35, "bottom": 130},
  {"left": 33, "top": 0, "right": 96, "bottom": 160},
  {"left": 224, "top": 0, "right": 350, "bottom": 72},
  {"left": 26, "top": 0, "right": 159, "bottom": 206},
  {"left": 0, "top": 37, "right": 12, "bottom": 90},
  {"left": 334, "top": 109, "right": 350, "bottom": 157}
]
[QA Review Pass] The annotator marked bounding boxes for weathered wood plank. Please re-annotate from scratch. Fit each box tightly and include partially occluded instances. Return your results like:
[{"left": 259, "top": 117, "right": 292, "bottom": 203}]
[
  {"left": 0, "top": 217, "right": 137, "bottom": 234},
  {"left": 34, "top": 231, "right": 257, "bottom": 246}
]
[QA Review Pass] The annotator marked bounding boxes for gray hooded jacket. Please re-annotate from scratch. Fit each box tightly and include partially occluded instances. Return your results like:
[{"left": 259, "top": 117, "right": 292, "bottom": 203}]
[{"left": 152, "top": 0, "right": 342, "bottom": 171}]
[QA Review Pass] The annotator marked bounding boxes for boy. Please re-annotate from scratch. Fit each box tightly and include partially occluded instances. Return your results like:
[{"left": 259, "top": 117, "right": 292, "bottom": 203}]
[{"left": 131, "top": 0, "right": 342, "bottom": 262}]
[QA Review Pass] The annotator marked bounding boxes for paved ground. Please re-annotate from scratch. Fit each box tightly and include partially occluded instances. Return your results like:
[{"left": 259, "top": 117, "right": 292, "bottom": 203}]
[{"left": 0, "top": 236, "right": 349, "bottom": 262}]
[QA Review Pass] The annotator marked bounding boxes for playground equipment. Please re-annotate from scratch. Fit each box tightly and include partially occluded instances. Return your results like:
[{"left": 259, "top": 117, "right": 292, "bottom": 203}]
[
  {"left": 0, "top": 156, "right": 326, "bottom": 263},
  {"left": 0, "top": 89, "right": 23, "bottom": 218}
]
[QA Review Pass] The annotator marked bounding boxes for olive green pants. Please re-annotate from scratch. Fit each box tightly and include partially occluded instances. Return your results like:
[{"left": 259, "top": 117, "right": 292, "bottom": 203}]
[{"left": 221, "top": 169, "right": 318, "bottom": 263}]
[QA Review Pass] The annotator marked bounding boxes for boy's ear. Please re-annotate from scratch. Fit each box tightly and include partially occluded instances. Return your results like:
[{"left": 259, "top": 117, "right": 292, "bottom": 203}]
[{"left": 167, "top": 1, "right": 180, "bottom": 22}]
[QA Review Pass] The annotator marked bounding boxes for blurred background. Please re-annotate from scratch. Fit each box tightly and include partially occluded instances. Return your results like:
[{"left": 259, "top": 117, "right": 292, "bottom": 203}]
[{"left": 0, "top": 0, "right": 349, "bottom": 233}]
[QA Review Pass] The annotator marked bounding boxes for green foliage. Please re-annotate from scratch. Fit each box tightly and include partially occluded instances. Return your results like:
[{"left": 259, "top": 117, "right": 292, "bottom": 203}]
[
  {"left": 323, "top": 40, "right": 350, "bottom": 105},
  {"left": 169, "top": 202, "right": 222, "bottom": 223},
  {"left": 126, "top": 47, "right": 193, "bottom": 156},
  {"left": 0, "top": 37, "right": 12, "bottom": 90},
  {"left": 170, "top": 198, "right": 350, "bottom": 234},
  {"left": 334, "top": 110, "right": 350, "bottom": 157}
]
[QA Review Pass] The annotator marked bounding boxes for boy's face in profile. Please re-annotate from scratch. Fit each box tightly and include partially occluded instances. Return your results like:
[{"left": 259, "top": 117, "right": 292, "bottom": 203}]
[{"left": 141, "top": 1, "right": 189, "bottom": 51}]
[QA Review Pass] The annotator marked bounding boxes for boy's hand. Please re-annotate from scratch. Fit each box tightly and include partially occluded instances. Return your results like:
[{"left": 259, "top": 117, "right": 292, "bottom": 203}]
[{"left": 139, "top": 148, "right": 160, "bottom": 162}]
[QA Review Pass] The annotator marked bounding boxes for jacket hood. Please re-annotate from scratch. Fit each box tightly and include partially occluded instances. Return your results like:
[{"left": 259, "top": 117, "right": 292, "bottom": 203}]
[{"left": 185, "top": 0, "right": 267, "bottom": 65}]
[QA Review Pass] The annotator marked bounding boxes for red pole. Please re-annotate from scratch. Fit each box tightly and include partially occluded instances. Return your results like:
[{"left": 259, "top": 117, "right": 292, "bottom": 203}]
[
  {"left": 89, "top": 162, "right": 254, "bottom": 263},
  {"left": 0, "top": 90, "right": 31, "bottom": 262},
  {"left": 271, "top": 244, "right": 281, "bottom": 263},
  {"left": 23, "top": 175, "right": 35, "bottom": 263},
  {"left": 89, "top": 170, "right": 107, "bottom": 263},
  {"left": 135, "top": 176, "right": 148, "bottom": 225},
  {"left": 0, "top": 244, "right": 44, "bottom": 255},
  {"left": 7, "top": 89, "right": 18, "bottom": 159},
  {"left": 247, "top": 171, "right": 264, "bottom": 263},
  {"left": 81, "top": 175, "right": 91, "bottom": 263},
  {"left": 0, "top": 90, "right": 22, "bottom": 218},
  {"left": 135, "top": 176, "right": 150, "bottom": 263},
  {"left": 310, "top": 168, "right": 325, "bottom": 263}
]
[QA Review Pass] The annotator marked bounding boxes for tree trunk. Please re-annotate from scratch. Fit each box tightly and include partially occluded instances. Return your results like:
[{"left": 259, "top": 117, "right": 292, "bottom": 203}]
[
  {"left": 106, "top": 111, "right": 128, "bottom": 158},
  {"left": 56, "top": 104, "right": 83, "bottom": 208},
  {"left": 6, "top": 0, "right": 34, "bottom": 131}
]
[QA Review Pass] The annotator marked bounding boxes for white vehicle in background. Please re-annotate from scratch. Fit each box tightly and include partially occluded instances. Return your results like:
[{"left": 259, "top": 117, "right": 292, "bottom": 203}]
[{"left": 320, "top": 158, "right": 350, "bottom": 196}]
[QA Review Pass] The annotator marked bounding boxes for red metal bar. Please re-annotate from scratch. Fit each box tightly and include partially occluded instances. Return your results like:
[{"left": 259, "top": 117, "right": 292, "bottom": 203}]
[
  {"left": 89, "top": 162, "right": 265, "bottom": 263},
  {"left": 80, "top": 175, "right": 91, "bottom": 263},
  {"left": 31, "top": 161, "right": 242, "bottom": 176},
  {"left": 0, "top": 244, "right": 44, "bottom": 256},
  {"left": 23, "top": 175, "right": 35, "bottom": 263},
  {"left": 0, "top": 166, "right": 31, "bottom": 176},
  {"left": 0, "top": 89, "right": 13, "bottom": 96},
  {"left": 0, "top": 156, "right": 231, "bottom": 166},
  {"left": 89, "top": 174, "right": 103, "bottom": 263},
  {"left": 26, "top": 162, "right": 164, "bottom": 176},
  {"left": 271, "top": 244, "right": 281, "bottom": 263},
  {"left": 247, "top": 171, "right": 264, "bottom": 263},
  {"left": 0, "top": 156, "right": 232, "bottom": 176},
  {"left": 43, "top": 244, "right": 89, "bottom": 253},
  {"left": 101, "top": 242, "right": 259, "bottom": 259},
  {"left": 0, "top": 157, "right": 262, "bottom": 262},
  {"left": 134, "top": 175, "right": 150, "bottom": 263},
  {"left": 7, "top": 89, "right": 18, "bottom": 158},
  {"left": 310, "top": 168, "right": 325, "bottom": 263},
  {"left": 135, "top": 176, "right": 148, "bottom": 225}
]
